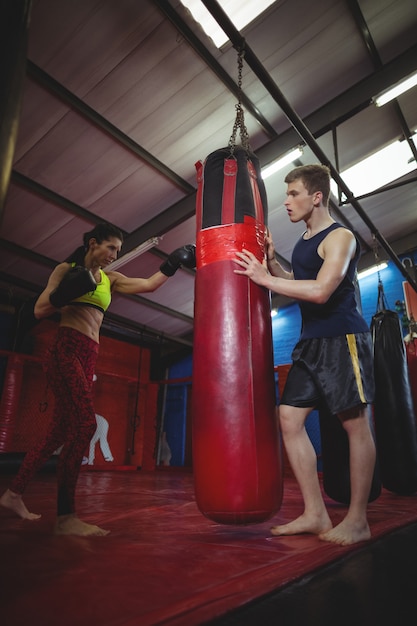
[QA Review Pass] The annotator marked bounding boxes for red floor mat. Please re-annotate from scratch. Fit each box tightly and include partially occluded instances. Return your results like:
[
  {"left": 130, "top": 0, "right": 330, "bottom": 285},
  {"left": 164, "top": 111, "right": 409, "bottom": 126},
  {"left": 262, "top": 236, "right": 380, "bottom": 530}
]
[{"left": 1, "top": 470, "right": 417, "bottom": 626}]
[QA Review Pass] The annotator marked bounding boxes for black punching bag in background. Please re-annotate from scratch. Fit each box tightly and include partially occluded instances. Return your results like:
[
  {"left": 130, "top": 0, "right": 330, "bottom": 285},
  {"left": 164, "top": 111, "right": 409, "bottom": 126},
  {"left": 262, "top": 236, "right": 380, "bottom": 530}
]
[
  {"left": 319, "top": 273, "right": 380, "bottom": 504},
  {"left": 319, "top": 407, "right": 381, "bottom": 504},
  {"left": 0, "top": 0, "right": 32, "bottom": 220},
  {"left": 371, "top": 282, "right": 417, "bottom": 495}
]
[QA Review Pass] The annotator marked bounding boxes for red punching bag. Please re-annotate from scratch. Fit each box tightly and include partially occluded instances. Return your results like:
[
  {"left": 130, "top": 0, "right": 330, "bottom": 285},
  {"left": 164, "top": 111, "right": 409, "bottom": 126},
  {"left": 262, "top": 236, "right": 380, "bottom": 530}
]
[{"left": 192, "top": 146, "right": 283, "bottom": 524}]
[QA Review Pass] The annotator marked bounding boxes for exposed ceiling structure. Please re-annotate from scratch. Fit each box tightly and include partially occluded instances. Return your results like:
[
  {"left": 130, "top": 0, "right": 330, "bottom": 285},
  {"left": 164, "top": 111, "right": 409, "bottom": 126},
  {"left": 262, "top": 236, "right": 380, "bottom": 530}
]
[{"left": 1, "top": 0, "right": 417, "bottom": 364}]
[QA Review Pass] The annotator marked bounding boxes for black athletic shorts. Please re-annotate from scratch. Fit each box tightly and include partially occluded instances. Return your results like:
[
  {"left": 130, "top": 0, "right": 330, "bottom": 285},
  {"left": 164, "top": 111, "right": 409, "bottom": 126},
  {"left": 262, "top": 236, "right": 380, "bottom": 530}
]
[{"left": 280, "top": 332, "right": 375, "bottom": 415}]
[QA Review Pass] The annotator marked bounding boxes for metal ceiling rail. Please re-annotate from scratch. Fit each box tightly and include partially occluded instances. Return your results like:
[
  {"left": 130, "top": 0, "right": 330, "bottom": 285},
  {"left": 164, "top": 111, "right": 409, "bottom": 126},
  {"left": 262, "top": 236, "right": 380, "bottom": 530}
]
[{"left": 200, "top": 0, "right": 417, "bottom": 294}]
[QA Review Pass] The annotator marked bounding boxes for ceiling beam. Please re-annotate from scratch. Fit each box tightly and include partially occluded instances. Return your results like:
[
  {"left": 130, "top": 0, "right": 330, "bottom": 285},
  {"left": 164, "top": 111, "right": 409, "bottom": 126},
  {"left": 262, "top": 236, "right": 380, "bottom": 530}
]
[
  {"left": 11, "top": 171, "right": 129, "bottom": 235},
  {"left": 26, "top": 61, "right": 195, "bottom": 195}
]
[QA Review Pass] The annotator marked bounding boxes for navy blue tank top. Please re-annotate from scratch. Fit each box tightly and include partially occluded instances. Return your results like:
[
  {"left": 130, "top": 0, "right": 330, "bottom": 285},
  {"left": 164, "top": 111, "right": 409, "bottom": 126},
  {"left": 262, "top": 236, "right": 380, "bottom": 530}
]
[{"left": 291, "top": 222, "right": 369, "bottom": 339}]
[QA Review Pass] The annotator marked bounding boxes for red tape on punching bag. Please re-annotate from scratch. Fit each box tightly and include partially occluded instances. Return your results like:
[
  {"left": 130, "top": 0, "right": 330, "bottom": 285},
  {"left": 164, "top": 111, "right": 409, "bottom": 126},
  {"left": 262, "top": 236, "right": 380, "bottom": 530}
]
[{"left": 192, "top": 147, "right": 283, "bottom": 524}]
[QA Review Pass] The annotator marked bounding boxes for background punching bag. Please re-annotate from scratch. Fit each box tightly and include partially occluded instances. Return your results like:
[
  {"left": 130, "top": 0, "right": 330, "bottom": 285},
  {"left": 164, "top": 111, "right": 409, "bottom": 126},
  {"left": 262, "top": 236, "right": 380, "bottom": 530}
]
[
  {"left": 318, "top": 272, "right": 380, "bottom": 503},
  {"left": 192, "top": 147, "right": 283, "bottom": 524},
  {"left": 371, "top": 283, "right": 417, "bottom": 495},
  {"left": 319, "top": 407, "right": 381, "bottom": 504},
  {"left": 405, "top": 335, "right": 417, "bottom": 419}
]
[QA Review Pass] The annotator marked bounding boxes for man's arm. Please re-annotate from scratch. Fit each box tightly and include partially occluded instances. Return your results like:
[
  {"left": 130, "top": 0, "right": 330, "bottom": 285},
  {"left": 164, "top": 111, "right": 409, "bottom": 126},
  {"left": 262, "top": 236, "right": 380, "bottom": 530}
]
[
  {"left": 236, "top": 228, "right": 356, "bottom": 304},
  {"left": 265, "top": 234, "right": 293, "bottom": 279}
]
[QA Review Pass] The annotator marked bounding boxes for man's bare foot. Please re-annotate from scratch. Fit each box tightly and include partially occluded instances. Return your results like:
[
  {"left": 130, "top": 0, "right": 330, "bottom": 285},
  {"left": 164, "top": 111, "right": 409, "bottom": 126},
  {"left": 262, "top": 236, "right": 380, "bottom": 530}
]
[
  {"left": 54, "top": 514, "right": 110, "bottom": 537},
  {"left": 318, "top": 518, "right": 371, "bottom": 546},
  {"left": 0, "top": 489, "right": 41, "bottom": 520},
  {"left": 270, "top": 511, "right": 332, "bottom": 537}
]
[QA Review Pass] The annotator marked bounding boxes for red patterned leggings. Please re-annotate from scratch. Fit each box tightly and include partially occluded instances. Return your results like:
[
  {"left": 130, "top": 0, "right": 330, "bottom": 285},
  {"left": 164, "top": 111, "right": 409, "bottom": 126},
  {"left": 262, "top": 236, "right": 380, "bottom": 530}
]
[{"left": 10, "top": 327, "right": 99, "bottom": 516}]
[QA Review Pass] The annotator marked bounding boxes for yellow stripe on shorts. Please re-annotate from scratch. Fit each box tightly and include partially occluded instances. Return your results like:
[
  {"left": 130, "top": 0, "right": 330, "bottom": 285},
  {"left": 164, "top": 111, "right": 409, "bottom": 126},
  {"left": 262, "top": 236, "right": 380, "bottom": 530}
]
[{"left": 346, "top": 334, "right": 366, "bottom": 403}]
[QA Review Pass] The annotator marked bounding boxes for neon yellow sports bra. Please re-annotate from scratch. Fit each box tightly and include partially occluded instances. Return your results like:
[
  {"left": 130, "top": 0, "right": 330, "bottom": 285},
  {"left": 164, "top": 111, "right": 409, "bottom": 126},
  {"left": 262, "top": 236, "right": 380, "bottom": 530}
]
[{"left": 70, "top": 267, "right": 111, "bottom": 313}]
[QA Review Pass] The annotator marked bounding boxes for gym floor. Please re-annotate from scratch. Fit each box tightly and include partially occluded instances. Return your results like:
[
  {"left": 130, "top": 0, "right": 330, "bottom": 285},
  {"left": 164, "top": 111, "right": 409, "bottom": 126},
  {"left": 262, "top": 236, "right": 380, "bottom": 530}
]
[{"left": 1, "top": 469, "right": 417, "bottom": 626}]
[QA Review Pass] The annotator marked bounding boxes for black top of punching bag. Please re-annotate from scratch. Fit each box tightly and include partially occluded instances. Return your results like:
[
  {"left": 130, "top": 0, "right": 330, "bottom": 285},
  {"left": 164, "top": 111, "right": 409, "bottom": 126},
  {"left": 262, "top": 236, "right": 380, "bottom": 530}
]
[{"left": 201, "top": 147, "right": 268, "bottom": 229}]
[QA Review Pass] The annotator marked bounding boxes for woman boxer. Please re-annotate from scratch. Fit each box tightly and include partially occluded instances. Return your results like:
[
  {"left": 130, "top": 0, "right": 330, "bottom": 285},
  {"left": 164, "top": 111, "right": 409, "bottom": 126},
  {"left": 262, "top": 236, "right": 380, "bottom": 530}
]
[{"left": 0, "top": 223, "right": 195, "bottom": 536}]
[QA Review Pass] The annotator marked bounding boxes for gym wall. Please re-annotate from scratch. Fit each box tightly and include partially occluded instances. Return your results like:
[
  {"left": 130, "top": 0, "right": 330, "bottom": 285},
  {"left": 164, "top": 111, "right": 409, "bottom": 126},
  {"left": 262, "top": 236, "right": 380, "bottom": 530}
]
[{"left": 0, "top": 318, "right": 158, "bottom": 470}]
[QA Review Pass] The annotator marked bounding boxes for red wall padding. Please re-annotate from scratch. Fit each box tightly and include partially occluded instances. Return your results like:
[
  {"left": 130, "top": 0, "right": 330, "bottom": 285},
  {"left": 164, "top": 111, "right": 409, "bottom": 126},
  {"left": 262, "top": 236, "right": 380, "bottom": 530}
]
[
  {"left": 0, "top": 320, "right": 157, "bottom": 469},
  {"left": 406, "top": 338, "right": 417, "bottom": 422}
]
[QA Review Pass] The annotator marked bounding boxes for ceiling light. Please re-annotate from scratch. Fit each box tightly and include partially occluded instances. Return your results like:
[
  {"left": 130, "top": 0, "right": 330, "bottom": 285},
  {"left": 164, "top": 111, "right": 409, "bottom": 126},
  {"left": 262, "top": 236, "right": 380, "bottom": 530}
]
[
  {"left": 374, "top": 71, "right": 417, "bottom": 107},
  {"left": 179, "top": 0, "right": 275, "bottom": 48},
  {"left": 105, "top": 237, "right": 159, "bottom": 272},
  {"left": 261, "top": 147, "right": 303, "bottom": 180},
  {"left": 331, "top": 132, "right": 417, "bottom": 198},
  {"left": 357, "top": 262, "right": 388, "bottom": 280}
]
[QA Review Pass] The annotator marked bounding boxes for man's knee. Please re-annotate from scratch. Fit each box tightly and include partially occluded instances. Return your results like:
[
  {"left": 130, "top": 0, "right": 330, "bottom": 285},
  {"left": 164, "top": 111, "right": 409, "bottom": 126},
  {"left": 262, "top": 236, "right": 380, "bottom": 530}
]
[{"left": 278, "top": 404, "right": 310, "bottom": 436}]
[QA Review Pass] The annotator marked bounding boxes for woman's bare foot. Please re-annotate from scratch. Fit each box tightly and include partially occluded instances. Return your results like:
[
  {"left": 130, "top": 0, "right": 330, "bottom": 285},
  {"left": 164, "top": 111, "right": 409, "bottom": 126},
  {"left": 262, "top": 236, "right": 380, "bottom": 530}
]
[
  {"left": 0, "top": 489, "right": 41, "bottom": 520},
  {"left": 55, "top": 514, "right": 109, "bottom": 536},
  {"left": 271, "top": 511, "right": 332, "bottom": 537},
  {"left": 318, "top": 518, "right": 371, "bottom": 546}
]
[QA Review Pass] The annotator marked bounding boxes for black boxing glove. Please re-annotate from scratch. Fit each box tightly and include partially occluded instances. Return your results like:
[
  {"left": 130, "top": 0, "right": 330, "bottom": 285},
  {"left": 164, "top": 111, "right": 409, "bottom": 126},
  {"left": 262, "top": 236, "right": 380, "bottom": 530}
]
[
  {"left": 49, "top": 266, "right": 97, "bottom": 308},
  {"left": 160, "top": 244, "right": 196, "bottom": 277}
]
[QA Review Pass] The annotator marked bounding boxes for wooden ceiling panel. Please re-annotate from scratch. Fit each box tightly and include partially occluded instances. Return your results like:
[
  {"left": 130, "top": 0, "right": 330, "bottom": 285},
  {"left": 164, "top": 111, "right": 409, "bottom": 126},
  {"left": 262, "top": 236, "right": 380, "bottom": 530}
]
[
  {"left": 360, "top": 0, "right": 417, "bottom": 63},
  {"left": 28, "top": 0, "right": 163, "bottom": 96}
]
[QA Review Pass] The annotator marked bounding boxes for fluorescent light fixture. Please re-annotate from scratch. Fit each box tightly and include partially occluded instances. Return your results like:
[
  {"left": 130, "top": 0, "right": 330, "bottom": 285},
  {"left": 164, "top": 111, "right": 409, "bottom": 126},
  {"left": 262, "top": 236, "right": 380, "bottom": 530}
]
[
  {"left": 105, "top": 237, "right": 159, "bottom": 272},
  {"left": 179, "top": 0, "right": 275, "bottom": 48},
  {"left": 331, "top": 132, "right": 417, "bottom": 198},
  {"left": 357, "top": 262, "right": 388, "bottom": 280},
  {"left": 271, "top": 308, "right": 278, "bottom": 318},
  {"left": 374, "top": 71, "right": 417, "bottom": 107},
  {"left": 261, "top": 147, "right": 303, "bottom": 180}
]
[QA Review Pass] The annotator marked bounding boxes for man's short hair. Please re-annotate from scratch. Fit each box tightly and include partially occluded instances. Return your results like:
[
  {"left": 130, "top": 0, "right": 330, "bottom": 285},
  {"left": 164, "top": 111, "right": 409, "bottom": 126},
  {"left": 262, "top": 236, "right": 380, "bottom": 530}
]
[{"left": 285, "top": 164, "right": 331, "bottom": 205}]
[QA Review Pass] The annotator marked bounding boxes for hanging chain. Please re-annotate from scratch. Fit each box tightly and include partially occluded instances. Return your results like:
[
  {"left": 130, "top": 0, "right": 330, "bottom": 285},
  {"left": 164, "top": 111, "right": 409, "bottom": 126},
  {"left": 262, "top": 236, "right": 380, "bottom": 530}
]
[
  {"left": 372, "top": 234, "right": 389, "bottom": 309},
  {"left": 228, "top": 47, "right": 251, "bottom": 154},
  {"left": 372, "top": 234, "right": 386, "bottom": 283},
  {"left": 372, "top": 234, "right": 380, "bottom": 266},
  {"left": 372, "top": 234, "right": 383, "bottom": 287}
]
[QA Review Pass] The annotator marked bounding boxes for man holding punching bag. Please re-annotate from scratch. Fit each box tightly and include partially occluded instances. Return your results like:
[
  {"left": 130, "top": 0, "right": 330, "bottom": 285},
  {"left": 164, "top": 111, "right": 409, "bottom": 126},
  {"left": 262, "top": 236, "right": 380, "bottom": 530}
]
[{"left": 234, "top": 164, "right": 376, "bottom": 546}]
